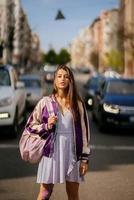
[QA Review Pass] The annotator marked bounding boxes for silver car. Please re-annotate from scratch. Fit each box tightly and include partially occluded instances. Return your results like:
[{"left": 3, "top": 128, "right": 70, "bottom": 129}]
[
  {"left": 0, "top": 65, "right": 26, "bottom": 137},
  {"left": 19, "top": 74, "right": 46, "bottom": 108}
]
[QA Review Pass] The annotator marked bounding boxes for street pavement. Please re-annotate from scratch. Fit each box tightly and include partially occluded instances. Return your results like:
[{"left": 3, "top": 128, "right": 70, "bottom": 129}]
[{"left": 0, "top": 163, "right": 134, "bottom": 200}]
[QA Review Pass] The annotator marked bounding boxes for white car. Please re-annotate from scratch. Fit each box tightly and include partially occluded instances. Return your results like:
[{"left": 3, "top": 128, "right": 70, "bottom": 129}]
[
  {"left": 0, "top": 65, "right": 26, "bottom": 137},
  {"left": 19, "top": 74, "right": 46, "bottom": 108}
]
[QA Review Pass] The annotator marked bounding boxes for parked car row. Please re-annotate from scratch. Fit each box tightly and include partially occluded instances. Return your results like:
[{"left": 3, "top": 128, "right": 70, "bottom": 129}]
[
  {"left": 83, "top": 75, "right": 104, "bottom": 109},
  {"left": 0, "top": 65, "right": 48, "bottom": 138},
  {"left": 84, "top": 75, "right": 134, "bottom": 131},
  {"left": 19, "top": 74, "right": 46, "bottom": 108},
  {"left": 0, "top": 65, "right": 26, "bottom": 137},
  {"left": 43, "top": 65, "right": 56, "bottom": 83}
]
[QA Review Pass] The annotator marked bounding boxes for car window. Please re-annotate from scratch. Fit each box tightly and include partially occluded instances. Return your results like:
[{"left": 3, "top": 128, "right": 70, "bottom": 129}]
[
  {"left": 21, "top": 79, "right": 41, "bottom": 88},
  {"left": 107, "top": 81, "right": 134, "bottom": 95},
  {"left": 86, "top": 77, "right": 100, "bottom": 88},
  {"left": 0, "top": 68, "right": 11, "bottom": 86}
]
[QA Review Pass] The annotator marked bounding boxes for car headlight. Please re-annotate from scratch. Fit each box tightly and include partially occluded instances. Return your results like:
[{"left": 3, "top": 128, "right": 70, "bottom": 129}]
[
  {"left": 103, "top": 103, "right": 119, "bottom": 114},
  {"left": 88, "top": 98, "right": 93, "bottom": 106},
  {"left": 0, "top": 97, "right": 12, "bottom": 107}
]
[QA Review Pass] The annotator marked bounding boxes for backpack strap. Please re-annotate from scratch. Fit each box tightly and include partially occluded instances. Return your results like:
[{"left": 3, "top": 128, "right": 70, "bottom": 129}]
[
  {"left": 45, "top": 96, "right": 55, "bottom": 116},
  {"left": 45, "top": 96, "right": 58, "bottom": 140}
]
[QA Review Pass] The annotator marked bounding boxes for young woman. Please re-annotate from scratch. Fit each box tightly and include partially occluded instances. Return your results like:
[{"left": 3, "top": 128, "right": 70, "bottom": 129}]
[{"left": 25, "top": 65, "right": 90, "bottom": 200}]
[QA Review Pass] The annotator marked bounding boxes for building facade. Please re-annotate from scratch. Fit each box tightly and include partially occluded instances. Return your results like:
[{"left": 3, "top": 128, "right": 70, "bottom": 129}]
[
  {"left": 0, "top": 0, "right": 42, "bottom": 71},
  {"left": 99, "top": 9, "right": 120, "bottom": 72},
  {"left": 120, "top": 0, "right": 134, "bottom": 77}
]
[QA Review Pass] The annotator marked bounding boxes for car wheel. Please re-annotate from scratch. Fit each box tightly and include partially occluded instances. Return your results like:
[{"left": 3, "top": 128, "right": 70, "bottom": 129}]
[{"left": 10, "top": 110, "right": 18, "bottom": 138}]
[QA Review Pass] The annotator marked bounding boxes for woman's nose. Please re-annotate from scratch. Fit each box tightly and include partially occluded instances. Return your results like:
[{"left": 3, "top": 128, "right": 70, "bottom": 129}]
[{"left": 61, "top": 76, "right": 65, "bottom": 80}]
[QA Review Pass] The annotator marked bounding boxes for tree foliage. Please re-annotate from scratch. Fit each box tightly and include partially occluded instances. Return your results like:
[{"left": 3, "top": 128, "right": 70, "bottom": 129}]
[
  {"left": 45, "top": 49, "right": 57, "bottom": 65},
  {"left": 103, "top": 50, "right": 124, "bottom": 72},
  {"left": 57, "top": 49, "right": 71, "bottom": 65},
  {"left": 42, "top": 48, "right": 70, "bottom": 65}
]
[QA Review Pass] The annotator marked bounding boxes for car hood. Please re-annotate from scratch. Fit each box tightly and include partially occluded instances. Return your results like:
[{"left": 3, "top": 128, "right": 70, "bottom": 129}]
[
  {"left": 104, "top": 94, "right": 134, "bottom": 106},
  {"left": 25, "top": 88, "right": 42, "bottom": 95},
  {"left": 0, "top": 86, "right": 13, "bottom": 100}
]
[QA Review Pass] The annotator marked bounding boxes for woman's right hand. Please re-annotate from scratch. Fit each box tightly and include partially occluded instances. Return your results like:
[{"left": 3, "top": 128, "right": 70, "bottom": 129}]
[{"left": 48, "top": 115, "right": 58, "bottom": 130}]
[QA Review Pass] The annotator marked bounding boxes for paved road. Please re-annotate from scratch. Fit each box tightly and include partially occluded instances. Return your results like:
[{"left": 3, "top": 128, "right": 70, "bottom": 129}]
[
  {"left": 0, "top": 73, "right": 134, "bottom": 200},
  {"left": 0, "top": 117, "right": 134, "bottom": 200}
]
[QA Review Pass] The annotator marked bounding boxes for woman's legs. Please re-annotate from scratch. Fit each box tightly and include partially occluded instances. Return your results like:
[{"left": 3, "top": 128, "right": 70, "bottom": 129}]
[
  {"left": 37, "top": 183, "right": 54, "bottom": 200},
  {"left": 66, "top": 181, "right": 79, "bottom": 200}
]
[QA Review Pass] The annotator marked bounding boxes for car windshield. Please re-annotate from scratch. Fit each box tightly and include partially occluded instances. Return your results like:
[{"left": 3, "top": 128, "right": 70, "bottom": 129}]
[
  {"left": 87, "top": 77, "right": 102, "bottom": 89},
  {"left": 0, "top": 68, "right": 11, "bottom": 86},
  {"left": 21, "top": 79, "right": 41, "bottom": 88},
  {"left": 107, "top": 81, "right": 134, "bottom": 95}
]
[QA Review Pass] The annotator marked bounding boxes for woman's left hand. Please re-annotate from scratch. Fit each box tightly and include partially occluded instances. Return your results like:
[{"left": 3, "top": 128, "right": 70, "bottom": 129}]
[{"left": 79, "top": 161, "right": 88, "bottom": 176}]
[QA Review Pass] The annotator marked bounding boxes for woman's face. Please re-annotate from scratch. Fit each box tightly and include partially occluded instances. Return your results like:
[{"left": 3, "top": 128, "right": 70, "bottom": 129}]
[{"left": 55, "top": 69, "right": 70, "bottom": 90}]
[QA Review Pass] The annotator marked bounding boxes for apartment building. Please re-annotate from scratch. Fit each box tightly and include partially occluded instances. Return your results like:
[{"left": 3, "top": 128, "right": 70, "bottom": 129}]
[
  {"left": 119, "top": 0, "right": 134, "bottom": 77},
  {"left": 0, "top": 0, "right": 42, "bottom": 69}
]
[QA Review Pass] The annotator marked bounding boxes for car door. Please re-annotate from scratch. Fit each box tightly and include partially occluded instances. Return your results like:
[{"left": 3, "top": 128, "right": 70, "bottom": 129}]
[
  {"left": 93, "top": 80, "right": 105, "bottom": 120},
  {"left": 12, "top": 69, "right": 26, "bottom": 117}
]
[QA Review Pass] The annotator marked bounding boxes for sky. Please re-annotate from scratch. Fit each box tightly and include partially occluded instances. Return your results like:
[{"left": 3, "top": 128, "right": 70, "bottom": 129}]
[{"left": 21, "top": 0, "right": 119, "bottom": 53}]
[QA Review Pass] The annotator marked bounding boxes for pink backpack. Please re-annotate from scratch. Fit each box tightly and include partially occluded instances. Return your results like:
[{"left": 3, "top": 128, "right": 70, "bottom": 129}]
[{"left": 19, "top": 97, "right": 54, "bottom": 164}]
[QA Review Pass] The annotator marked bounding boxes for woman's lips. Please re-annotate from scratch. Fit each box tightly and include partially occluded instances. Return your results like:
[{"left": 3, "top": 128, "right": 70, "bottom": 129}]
[{"left": 60, "top": 82, "right": 65, "bottom": 85}]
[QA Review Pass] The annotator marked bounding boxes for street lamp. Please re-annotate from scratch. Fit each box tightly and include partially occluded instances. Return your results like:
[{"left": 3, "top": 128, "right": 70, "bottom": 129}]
[{"left": 55, "top": 9, "right": 65, "bottom": 20}]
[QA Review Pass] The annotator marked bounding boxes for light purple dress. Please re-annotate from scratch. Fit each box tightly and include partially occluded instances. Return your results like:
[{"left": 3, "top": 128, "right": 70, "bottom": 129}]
[{"left": 37, "top": 109, "right": 84, "bottom": 184}]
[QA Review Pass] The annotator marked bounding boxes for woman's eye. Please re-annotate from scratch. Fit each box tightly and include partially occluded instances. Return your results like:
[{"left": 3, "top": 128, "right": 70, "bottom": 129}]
[{"left": 57, "top": 75, "right": 69, "bottom": 79}]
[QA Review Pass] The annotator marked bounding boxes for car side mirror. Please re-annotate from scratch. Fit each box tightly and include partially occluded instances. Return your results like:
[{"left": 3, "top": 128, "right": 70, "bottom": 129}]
[{"left": 16, "top": 81, "right": 25, "bottom": 89}]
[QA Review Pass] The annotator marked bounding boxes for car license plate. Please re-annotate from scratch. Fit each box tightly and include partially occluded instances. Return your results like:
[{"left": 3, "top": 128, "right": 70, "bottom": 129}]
[{"left": 129, "top": 116, "right": 134, "bottom": 122}]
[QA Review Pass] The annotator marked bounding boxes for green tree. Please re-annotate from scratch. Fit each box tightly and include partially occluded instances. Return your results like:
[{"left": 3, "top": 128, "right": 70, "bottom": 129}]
[
  {"left": 103, "top": 50, "right": 124, "bottom": 72},
  {"left": 45, "top": 49, "right": 57, "bottom": 65},
  {"left": 57, "top": 49, "right": 70, "bottom": 65}
]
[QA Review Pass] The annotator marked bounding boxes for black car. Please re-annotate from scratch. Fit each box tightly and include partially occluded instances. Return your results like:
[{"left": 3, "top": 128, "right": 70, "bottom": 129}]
[
  {"left": 83, "top": 75, "right": 104, "bottom": 109},
  {"left": 92, "top": 78, "right": 134, "bottom": 130},
  {"left": 43, "top": 65, "right": 56, "bottom": 83}
]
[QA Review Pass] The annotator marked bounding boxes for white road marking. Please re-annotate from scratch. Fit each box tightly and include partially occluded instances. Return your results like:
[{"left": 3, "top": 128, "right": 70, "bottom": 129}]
[
  {"left": 0, "top": 144, "right": 134, "bottom": 151},
  {"left": 91, "top": 144, "right": 134, "bottom": 151},
  {"left": 0, "top": 144, "right": 19, "bottom": 149}
]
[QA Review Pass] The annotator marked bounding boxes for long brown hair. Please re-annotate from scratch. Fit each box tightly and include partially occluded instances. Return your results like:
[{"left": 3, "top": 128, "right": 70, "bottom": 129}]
[{"left": 53, "top": 65, "right": 82, "bottom": 121}]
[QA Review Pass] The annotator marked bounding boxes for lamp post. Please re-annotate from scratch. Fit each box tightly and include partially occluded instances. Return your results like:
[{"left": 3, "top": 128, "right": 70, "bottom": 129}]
[{"left": 55, "top": 10, "right": 65, "bottom": 20}]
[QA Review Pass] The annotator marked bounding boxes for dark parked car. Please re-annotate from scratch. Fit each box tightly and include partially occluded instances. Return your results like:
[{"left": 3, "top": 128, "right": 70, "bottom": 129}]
[
  {"left": 44, "top": 71, "right": 55, "bottom": 83},
  {"left": 43, "top": 65, "right": 56, "bottom": 83},
  {"left": 92, "top": 78, "right": 134, "bottom": 130},
  {"left": 83, "top": 75, "right": 104, "bottom": 109},
  {"left": 19, "top": 74, "right": 46, "bottom": 108}
]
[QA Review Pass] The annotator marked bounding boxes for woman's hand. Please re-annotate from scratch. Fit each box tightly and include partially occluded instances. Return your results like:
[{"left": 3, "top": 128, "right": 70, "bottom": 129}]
[
  {"left": 48, "top": 115, "right": 58, "bottom": 130},
  {"left": 79, "top": 161, "right": 88, "bottom": 176}
]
